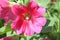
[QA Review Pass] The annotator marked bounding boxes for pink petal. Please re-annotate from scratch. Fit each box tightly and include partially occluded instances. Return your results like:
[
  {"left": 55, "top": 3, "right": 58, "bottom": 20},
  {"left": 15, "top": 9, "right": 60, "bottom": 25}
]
[
  {"left": 0, "top": 37, "right": 14, "bottom": 40},
  {"left": 30, "top": 1, "right": 38, "bottom": 8},
  {"left": 28, "top": 1, "right": 46, "bottom": 17},
  {"left": 28, "top": 1, "right": 38, "bottom": 9},
  {"left": 32, "top": 7, "right": 46, "bottom": 17},
  {"left": 16, "top": 20, "right": 34, "bottom": 36},
  {"left": 11, "top": 16, "right": 23, "bottom": 30},
  {"left": 28, "top": 20, "right": 42, "bottom": 33},
  {"left": 0, "top": 7, "right": 9, "bottom": 19},
  {"left": 25, "top": 21, "right": 34, "bottom": 36},
  {"left": 16, "top": 20, "right": 27, "bottom": 34},
  {"left": 12, "top": 5, "right": 28, "bottom": 16},
  {"left": 0, "top": 7, "right": 16, "bottom": 25},
  {"left": 0, "top": 7, "right": 1, "bottom": 11},
  {"left": 25, "top": 25, "right": 34, "bottom": 36},
  {"left": 37, "top": 6, "right": 46, "bottom": 15},
  {"left": 51, "top": 0, "right": 56, "bottom": 2},
  {"left": 32, "top": 17, "right": 46, "bottom": 26},
  {"left": 16, "top": 26, "right": 23, "bottom": 34},
  {"left": 30, "top": 0, "right": 34, "bottom": 1},
  {"left": 0, "top": 0, "right": 9, "bottom": 7}
]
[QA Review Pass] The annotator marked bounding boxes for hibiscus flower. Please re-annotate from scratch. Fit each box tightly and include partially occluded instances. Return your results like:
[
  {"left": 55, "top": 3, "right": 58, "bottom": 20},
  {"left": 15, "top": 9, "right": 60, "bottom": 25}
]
[
  {"left": 0, "top": 36, "right": 14, "bottom": 40},
  {"left": 11, "top": 1, "right": 46, "bottom": 36},
  {"left": 51, "top": 0, "right": 56, "bottom": 2},
  {"left": 0, "top": 0, "right": 16, "bottom": 25}
]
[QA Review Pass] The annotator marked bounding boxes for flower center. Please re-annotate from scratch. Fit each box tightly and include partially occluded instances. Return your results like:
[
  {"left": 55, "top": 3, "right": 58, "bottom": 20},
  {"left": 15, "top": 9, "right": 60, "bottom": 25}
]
[{"left": 23, "top": 13, "right": 31, "bottom": 20}]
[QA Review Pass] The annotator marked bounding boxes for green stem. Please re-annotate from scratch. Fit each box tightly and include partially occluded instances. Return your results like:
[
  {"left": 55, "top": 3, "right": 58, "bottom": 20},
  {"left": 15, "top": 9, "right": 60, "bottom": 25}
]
[
  {"left": 17, "top": 0, "right": 24, "bottom": 5},
  {"left": 56, "top": 0, "right": 60, "bottom": 40},
  {"left": 19, "top": 35, "right": 27, "bottom": 40}
]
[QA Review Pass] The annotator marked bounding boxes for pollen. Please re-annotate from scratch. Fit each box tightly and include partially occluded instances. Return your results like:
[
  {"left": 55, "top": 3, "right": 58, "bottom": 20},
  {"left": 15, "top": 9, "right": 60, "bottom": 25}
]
[
  {"left": 26, "top": 17, "right": 29, "bottom": 20},
  {"left": 23, "top": 13, "right": 31, "bottom": 20}
]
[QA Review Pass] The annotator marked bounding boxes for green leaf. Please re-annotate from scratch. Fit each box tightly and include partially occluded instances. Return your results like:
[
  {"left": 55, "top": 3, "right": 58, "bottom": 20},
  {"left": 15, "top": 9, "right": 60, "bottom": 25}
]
[
  {"left": 5, "top": 20, "right": 12, "bottom": 32},
  {"left": 0, "top": 21, "right": 12, "bottom": 35},
  {"left": 10, "top": 0, "right": 18, "bottom": 2},
  {"left": 23, "top": 0, "right": 30, "bottom": 6},
  {"left": 35, "top": 0, "right": 50, "bottom": 7},
  {"left": 0, "top": 18, "right": 4, "bottom": 28},
  {"left": 42, "top": 26, "right": 52, "bottom": 33},
  {"left": 48, "top": 15, "right": 58, "bottom": 26},
  {"left": 17, "top": 0, "right": 23, "bottom": 5},
  {"left": 0, "top": 33, "right": 6, "bottom": 38},
  {"left": 0, "top": 26, "right": 6, "bottom": 35},
  {"left": 6, "top": 31, "right": 17, "bottom": 36}
]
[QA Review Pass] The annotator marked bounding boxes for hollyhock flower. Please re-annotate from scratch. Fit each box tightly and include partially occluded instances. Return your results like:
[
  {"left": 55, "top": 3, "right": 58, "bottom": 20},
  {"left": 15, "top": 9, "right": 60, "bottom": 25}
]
[
  {"left": 0, "top": 37, "right": 14, "bottom": 40},
  {"left": 0, "top": 0, "right": 16, "bottom": 25},
  {"left": 0, "top": 0, "right": 9, "bottom": 7},
  {"left": 11, "top": 1, "right": 46, "bottom": 36},
  {"left": 42, "top": 38, "right": 50, "bottom": 40},
  {"left": 0, "top": 0, "right": 10, "bottom": 19},
  {"left": 51, "top": 0, "right": 56, "bottom": 2}
]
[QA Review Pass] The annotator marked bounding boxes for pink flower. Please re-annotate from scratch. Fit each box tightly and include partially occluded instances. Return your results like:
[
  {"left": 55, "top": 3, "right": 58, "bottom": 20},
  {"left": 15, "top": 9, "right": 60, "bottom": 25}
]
[
  {"left": 0, "top": 0, "right": 9, "bottom": 7},
  {"left": 0, "top": 0, "right": 9, "bottom": 19},
  {"left": 0, "top": 0, "right": 16, "bottom": 25},
  {"left": 51, "top": 0, "right": 56, "bottom": 2},
  {"left": 11, "top": 1, "right": 46, "bottom": 36},
  {"left": 0, "top": 37, "right": 14, "bottom": 40}
]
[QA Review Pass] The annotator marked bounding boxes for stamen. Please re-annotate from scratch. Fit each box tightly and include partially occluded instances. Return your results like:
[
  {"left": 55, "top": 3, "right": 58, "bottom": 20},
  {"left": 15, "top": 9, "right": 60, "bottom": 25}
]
[
  {"left": 23, "top": 13, "right": 31, "bottom": 20},
  {"left": 26, "top": 17, "right": 29, "bottom": 20}
]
